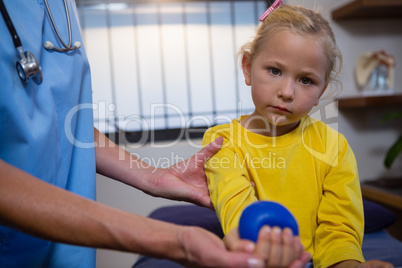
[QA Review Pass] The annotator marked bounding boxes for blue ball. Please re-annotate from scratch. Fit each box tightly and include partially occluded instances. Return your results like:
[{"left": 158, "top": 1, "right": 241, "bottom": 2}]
[{"left": 239, "top": 201, "right": 299, "bottom": 242}]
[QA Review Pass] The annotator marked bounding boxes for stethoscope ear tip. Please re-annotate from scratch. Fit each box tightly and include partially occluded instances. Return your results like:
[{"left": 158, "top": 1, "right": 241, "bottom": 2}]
[
  {"left": 44, "top": 40, "right": 81, "bottom": 51},
  {"left": 73, "top": 41, "right": 81, "bottom": 49},
  {"left": 44, "top": 41, "right": 55, "bottom": 50}
]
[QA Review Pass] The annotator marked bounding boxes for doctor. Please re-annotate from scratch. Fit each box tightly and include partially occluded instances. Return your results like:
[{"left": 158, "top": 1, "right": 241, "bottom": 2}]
[{"left": 0, "top": 0, "right": 264, "bottom": 267}]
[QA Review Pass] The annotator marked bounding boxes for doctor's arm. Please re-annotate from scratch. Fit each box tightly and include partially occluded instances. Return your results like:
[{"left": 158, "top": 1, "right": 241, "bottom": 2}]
[
  {"left": 94, "top": 127, "right": 220, "bottom": 209},
  {"left": 0, "top": 159, "right": 263, "bottom": 268}
]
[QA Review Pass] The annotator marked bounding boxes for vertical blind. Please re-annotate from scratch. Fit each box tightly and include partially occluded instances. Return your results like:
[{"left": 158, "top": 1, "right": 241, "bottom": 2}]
[{"left": 76, "top": 0, "right": 266, "bottom": 139}]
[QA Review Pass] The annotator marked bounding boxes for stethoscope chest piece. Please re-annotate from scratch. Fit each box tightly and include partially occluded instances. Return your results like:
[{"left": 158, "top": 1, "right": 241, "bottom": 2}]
[
  {"left": 1, "top": 0, "right": 79, "bottom": 86},
  {"left": 1, "top": 0, "right": 43, "bottom": 85},
  {"left": 16, "top": 50, "right": 42, "bottom": 85}
]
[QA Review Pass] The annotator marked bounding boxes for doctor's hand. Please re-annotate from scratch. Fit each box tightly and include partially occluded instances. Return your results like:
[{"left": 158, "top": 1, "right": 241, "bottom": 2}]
[
  {"left": 94, "top": 129, "right": 221, "bottom": 209},
  {"left": 225, "top": 227, "right": 311, "bottom": 268},
  {"left": 147, "top": 137, "right": 223, "bottom": 209},
  {"left": 177, "top": 225, "right": 264, "bottom": 268}
]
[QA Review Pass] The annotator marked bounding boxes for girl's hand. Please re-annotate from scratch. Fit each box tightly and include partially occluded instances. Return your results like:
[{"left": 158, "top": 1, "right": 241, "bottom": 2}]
[
  {"left": 224, "top": 228, "right": 258, "bottom": 254},
  {"left": 331, "top": 260, "right": 393, "bottom": 268},
  {"left": 255, "top": 226, "right": 311, "bottom": 268},
  {"left": 225, "top": 226, "right": 311, "bottom": 268},
  {"left": 356, "top": 260, "right": 393, "bottom": 268}
]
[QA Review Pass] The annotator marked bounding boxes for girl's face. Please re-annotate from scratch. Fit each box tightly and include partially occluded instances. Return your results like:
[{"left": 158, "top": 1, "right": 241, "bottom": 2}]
[{"left": 242, "top": 30, "right": 328, "bottom": 135}]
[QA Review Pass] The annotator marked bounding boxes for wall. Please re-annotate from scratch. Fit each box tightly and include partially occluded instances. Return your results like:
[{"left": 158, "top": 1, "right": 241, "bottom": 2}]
[
  {"left": 93, "top": 0, "right": 402, "bottom": 267},
  {"left": 316, "top": 0, "right": 402, "bottom": 180}
]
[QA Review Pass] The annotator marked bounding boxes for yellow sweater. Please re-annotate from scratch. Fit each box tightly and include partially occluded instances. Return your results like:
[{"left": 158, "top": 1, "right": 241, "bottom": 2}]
[{"left": 202, "top": 115, "right": 364, "bottom": 268}]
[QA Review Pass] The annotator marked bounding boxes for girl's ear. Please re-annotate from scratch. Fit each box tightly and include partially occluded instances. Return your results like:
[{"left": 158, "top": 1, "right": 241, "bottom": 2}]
[
  {"left": 242, "top": 54, "right": 252, "bottom": 86},
  {"left": 314, "top": 83, "right": 328, "bottom": 106}
]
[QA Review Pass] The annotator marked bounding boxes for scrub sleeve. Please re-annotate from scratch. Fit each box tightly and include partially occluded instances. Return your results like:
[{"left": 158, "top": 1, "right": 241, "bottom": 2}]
[{"left": 0, "top": 0, "right": 96, "bottom": 267}]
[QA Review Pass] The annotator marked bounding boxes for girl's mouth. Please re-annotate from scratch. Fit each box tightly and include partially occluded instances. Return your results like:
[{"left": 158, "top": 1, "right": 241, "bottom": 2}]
[{"left": 271, "top": 106, "right": 291, "bottom": 113}]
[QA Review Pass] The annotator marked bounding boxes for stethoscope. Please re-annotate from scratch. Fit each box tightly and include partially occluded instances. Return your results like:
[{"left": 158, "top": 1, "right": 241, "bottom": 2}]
[{"left": 0, "top": 0, "right": 81, "bottom": 85}]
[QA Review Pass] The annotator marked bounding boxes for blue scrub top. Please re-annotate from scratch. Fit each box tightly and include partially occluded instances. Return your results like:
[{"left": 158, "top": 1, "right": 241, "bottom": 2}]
[{"left": 0, "top": 0, "right": 96, "bottom": 267}]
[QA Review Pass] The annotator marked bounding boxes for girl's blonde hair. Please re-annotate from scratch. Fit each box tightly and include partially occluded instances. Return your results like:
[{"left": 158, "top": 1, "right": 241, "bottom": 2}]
[{"left": 241, "top": 5, "right": 343, "bottom": 96}]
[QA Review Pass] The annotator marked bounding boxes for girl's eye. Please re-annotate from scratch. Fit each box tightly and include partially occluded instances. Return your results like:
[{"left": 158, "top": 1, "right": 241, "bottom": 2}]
[
  {"left": 300, "top": 77, "right": 311, "bottom": 85},
  {"left": 270, "top": 68, "right": 281, "bottom": 76}
]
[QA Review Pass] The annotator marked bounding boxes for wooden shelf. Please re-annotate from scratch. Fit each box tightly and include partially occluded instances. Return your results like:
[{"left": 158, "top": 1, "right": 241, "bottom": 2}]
[
  {"left": 337, "top": 94, "right": 402, "bottom": 108},
  {"left": 361, "top": 178, "right": 402, "bottom": 210},
  {"left": 332, "top": 0, "right": 402, "bottom": 20}
]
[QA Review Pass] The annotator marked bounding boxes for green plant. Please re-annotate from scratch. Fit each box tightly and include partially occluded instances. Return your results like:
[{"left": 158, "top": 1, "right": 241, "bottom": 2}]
[{"left": 382, "top": 112, "right": 402, "bottom": 169}]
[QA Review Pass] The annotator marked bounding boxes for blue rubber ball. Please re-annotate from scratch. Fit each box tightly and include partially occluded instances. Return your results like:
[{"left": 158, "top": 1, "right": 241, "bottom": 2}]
[{"left": 239, "top": 201, "right": 299, "bottom": 242}]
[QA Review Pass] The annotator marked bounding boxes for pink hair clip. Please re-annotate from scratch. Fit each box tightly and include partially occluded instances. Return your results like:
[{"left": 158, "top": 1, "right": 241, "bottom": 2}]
[{"left": 259, "top": 0, "right": 283, "bottom": 21}]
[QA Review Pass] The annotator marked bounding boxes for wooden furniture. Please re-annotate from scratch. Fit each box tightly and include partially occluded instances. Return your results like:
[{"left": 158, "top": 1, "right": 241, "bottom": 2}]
[
  {"left": 361, "top": 178, "right": 402, "bottom": 241},
  {"left": 337, "top": 94, "right": 402, "bottom": 108},
  {"left": 332, "top": 0, "right": 402, "bottom": 107},
  {"left": 331, "top": 0, "right": 402, "bottom": 241},
  {"left": 361, "top": 178, "right": 402, "bottom": 210},
  {"left": 331, "top": 0, "right": 402, "bottom": 20}
]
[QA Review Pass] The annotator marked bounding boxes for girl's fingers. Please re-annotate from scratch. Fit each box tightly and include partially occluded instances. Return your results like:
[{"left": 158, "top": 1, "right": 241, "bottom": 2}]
[
  {"left": 288, "top": 252, "right": 312, "bottom": 268},
  {"left": 254, "top": 226, "right": 308, "bottom": 268},
  {"left": 268, "top": 227, "right": 283, "bottom": 267},
  {"left": 224, "top": 228, "right": 256, "bottom": 253},
  {"left": 293, "top": 236, "right": 304, "bottom": 259},
  {"left": 281, "top": 228, "right": 295, "bottom": 267},
  {"left": 255, "top": 226, "right": 272, "bottom": 258},
  {"left": 300, "top": 252, "right": 312, "bottom": 267},
  {"left": 235, "top": 241, "right": 256, "bottom": 253}
]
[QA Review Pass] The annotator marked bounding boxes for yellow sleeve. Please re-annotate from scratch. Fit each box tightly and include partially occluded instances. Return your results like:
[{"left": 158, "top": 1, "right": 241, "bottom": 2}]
[
  {"left": 313, "top": 135, "right": 365, "bottom": 267},
  {"left": 202, "top": 128, "right": 258, "bottom": 234}
]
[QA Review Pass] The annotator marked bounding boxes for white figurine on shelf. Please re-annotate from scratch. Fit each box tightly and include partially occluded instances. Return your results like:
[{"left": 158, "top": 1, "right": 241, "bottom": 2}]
[{"left": 355, "top": 50, "right": 396, "bottom": 94}]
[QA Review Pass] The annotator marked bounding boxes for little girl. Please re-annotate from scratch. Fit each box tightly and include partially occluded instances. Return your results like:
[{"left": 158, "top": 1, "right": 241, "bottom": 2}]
[{"left": 203, "top": 3, "right": 393, "bottom": 268}]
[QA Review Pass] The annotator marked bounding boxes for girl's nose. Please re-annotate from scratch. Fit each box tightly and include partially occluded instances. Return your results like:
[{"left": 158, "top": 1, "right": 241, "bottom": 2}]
[{"left": 277, "top": 78, "right": 295, "bottom": 101}]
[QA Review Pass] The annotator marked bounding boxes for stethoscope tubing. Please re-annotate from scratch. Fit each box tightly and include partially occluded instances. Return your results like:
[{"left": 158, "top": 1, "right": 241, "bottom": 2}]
[
  {"left": 44, "top": 0, "right": 78, "bottom": 52},
  {"left": 0, "top": 0, "right": 22, "bottom": 48}
]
